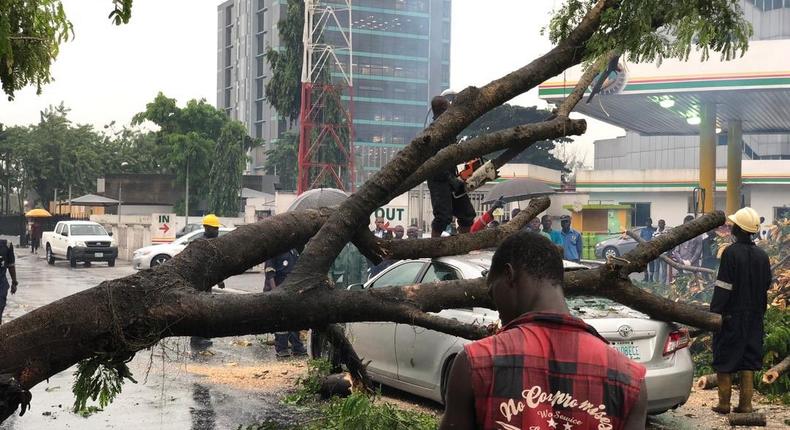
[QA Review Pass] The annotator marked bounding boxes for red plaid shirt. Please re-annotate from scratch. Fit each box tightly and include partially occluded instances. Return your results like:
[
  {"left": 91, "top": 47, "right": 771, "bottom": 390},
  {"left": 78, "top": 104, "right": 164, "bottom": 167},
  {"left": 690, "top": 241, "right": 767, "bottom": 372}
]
[{"left": 464, "top": 312, "right": 645, "bottom": 430}]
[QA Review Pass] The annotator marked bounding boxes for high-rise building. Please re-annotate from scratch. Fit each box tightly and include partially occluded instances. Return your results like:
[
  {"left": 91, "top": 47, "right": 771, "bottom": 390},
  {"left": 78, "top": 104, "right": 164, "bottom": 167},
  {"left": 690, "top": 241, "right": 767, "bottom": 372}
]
[{"left": 217, "top": 0, "right": 451, "bottom": 184}]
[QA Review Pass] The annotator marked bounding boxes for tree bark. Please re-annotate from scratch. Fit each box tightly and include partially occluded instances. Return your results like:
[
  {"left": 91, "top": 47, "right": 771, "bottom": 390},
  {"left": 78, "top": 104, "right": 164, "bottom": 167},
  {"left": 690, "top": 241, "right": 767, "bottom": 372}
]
[
  {"left": 727, "top": 412, "right": 766, "bottom": 426},
  {"left": 695, "top": 374, "right": 717, "bottom": 390},
  {"left": 626, "top": 230, "right": 716, "bottom": 275},
  {"left": 761, "top": 355, "right": 790, "bottom": 384}
]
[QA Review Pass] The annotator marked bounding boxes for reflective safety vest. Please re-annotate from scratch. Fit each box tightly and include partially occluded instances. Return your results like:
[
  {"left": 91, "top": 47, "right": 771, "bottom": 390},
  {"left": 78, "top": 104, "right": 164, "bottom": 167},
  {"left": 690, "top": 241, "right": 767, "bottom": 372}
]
[{"left": 464, "top": 312, "right": 645, "bottom": 430}]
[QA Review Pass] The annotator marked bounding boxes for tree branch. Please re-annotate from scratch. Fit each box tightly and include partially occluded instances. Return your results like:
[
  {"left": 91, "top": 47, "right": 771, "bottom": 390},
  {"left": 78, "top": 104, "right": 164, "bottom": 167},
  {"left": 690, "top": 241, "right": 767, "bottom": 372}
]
[
  {"left": 355, "top": 197, "right": 550, "bottom": 262},
  {"left": 396, "top": 117, "right": 586, "bottom": 197},
  {"left": 287, "top": 0, "right": 622, "bottom": 285},
  {"left": 625, "top": 229, "right": 716, "bottom": 275}
]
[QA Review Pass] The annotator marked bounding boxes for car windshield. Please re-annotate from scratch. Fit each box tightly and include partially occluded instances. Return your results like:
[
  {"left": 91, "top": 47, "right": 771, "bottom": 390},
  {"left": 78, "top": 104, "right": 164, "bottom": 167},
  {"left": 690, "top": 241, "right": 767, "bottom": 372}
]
[{"left": 70, "top": 225, "right": 108, "bottom": 236}]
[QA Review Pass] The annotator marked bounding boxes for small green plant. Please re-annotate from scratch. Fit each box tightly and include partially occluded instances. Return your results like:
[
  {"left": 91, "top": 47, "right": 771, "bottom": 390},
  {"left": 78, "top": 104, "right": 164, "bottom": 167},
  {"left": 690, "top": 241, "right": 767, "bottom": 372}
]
[
  {"left": 756, "top": 307, "right": 790, "bottom": 404},
  {"left": 283, "top": 358, "right": 332, "bottom": 405},
  {"left": 72, "top": 353, "right": 137, "bottom": 415},
  {"left": 314, "top": 392, "right": 438, "bottom": 430}
]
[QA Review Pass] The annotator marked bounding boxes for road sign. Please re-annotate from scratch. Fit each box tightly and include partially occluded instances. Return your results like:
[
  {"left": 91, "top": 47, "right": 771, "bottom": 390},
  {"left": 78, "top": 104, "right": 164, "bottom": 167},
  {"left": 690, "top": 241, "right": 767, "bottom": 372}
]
[{"left": 151, "top": 213, "right": 176, "bottom": 244}]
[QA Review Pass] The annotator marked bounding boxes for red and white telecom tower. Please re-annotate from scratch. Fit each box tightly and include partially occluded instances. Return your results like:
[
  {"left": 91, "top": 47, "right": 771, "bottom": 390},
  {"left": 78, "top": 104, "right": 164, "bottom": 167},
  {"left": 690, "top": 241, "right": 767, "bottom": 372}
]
[{"left": 297, "top": 0, "right": 354, "bottom": 194}]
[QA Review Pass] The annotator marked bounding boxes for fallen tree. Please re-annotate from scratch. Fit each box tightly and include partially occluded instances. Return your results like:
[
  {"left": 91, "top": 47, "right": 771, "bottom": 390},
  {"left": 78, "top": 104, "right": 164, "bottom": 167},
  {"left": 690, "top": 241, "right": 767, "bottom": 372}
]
[{"left": 0, "top": 0, "right": 753, "bottom": 422}]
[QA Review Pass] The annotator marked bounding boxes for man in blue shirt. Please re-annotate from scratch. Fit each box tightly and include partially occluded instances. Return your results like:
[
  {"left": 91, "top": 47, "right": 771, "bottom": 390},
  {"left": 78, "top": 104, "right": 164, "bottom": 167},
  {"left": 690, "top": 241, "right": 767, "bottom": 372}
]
[
  {"left": 640, "top": 218, "right": 656, "bottom": 281},
  {"left": 560, "top": 215, "right": 583, "bottom": 262},
  {"left": 541, "top": 215, "right": 564, "bottom": 246},
  {"left": 265, "top": 249, "right": 308, "bottom": 358}
]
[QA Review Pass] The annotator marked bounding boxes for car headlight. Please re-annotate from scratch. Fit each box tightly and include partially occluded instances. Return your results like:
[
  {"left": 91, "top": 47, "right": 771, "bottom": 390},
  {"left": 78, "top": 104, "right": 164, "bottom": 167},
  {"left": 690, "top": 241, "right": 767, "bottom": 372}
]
[
  {"left": 75, "top": 241, "right": 86, "bottom": 247},
  {"left": 135, "top": 249, "right": 152, "bottom": 257}
]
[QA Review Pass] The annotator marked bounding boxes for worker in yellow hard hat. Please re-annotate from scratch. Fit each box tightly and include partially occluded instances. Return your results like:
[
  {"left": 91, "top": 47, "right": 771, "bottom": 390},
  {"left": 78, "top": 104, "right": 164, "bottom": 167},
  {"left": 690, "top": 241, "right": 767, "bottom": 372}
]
[
  {"left": 191, "top": 213, "right": 225, "bottom": 349},
  {"left": 710, "top": 207, "right": 771, "bottom": 415}
]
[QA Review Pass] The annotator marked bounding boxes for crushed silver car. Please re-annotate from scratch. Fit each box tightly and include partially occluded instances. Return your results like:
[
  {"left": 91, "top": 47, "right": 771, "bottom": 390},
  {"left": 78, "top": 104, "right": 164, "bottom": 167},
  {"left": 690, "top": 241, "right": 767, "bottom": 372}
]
[{"left": 318, "top": 250, "right": 692, "bottom": 415}]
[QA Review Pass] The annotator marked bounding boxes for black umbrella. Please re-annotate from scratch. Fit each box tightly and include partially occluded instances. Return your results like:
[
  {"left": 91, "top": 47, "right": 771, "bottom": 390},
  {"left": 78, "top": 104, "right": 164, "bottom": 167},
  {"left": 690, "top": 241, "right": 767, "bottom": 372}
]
[
  {"left": 482, "top": 178, "right": 555, "bottom": 205},
  {"left": 287, "top": 188, "right": 348, "bottom": 212}
]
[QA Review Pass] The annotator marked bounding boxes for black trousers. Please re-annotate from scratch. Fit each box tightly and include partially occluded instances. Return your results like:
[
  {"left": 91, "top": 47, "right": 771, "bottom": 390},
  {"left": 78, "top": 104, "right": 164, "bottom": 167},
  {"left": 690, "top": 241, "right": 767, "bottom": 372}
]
[{"left": 427, "top": 177, "right": 476, "bottom": 232}]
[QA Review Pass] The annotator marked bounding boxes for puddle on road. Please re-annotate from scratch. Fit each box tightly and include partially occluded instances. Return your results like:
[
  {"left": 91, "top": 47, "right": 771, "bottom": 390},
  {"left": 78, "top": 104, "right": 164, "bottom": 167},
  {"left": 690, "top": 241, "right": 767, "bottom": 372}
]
[{"left": 0, "top": 336, "right": 318, "bottom": 430}]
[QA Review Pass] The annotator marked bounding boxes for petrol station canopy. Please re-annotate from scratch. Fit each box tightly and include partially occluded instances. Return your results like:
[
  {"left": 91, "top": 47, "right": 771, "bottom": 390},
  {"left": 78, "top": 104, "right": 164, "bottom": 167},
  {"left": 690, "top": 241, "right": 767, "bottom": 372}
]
[{"left": 538, "top": 40, "right": 790, "bottom": 136}]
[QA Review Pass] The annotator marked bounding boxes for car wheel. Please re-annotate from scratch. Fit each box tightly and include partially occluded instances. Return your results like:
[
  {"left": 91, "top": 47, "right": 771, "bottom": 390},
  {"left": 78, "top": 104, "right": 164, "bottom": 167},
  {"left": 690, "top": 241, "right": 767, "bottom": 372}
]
[
  {"left": 441, "top": 355, "right": 456, "bottom": 405},
  {"left": 84, "top": 261, "right": 91, "bottom": 267},
  {"left": 603, "top": 246, "right": 620, "bottom": 259},
  {"left": 310, "top": 329, "right": 343, "bottom": 373},
  {"left": 68, "top": 249, "right": 77, "bottom": 268},
  {"left": 46, "top": 245, "right": 55, "bottom": 265},
  {"left": 150, "top": 254, "right": 171, "bottom": 267},
  {"left": 108, "top": 259, "right": 116, "bottom": 267}
]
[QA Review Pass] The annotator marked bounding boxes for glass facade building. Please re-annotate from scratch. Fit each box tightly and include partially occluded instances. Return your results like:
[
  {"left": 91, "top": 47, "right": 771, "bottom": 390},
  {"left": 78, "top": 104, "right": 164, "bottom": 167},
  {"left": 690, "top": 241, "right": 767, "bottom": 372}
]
[{"left": 217, "top": 0, "right": 451, "bottom": 184}]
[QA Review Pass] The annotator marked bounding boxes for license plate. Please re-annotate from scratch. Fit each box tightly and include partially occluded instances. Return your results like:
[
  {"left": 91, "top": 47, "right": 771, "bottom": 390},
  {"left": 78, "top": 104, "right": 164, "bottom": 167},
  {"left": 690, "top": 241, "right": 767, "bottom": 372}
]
[
  {"left": 95, "top": 253, "right": 103, "bottom": 258},
  {"left": 612, "top": 341, "right": 641, "bottom": 360}
]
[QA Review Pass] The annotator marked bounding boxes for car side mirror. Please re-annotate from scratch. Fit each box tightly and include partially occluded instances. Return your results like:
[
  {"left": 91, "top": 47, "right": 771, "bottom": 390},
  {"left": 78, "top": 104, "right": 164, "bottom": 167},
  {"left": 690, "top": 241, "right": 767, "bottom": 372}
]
[
  {"left": 108, "top": 232, "right": 113, "bottom": 237},
  {"left": 347, "top": 283, "right": 364, "bottom": 291},
  {"left": 61, "top": 231, "right": 68, "bottom": 237}
]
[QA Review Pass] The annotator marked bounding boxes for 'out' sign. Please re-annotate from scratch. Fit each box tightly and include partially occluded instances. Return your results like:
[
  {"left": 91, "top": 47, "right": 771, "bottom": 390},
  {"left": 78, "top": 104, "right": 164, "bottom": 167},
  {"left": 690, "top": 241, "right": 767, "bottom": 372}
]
[{"left": 374, "top": 207, "right": 406, "bottom": 222}]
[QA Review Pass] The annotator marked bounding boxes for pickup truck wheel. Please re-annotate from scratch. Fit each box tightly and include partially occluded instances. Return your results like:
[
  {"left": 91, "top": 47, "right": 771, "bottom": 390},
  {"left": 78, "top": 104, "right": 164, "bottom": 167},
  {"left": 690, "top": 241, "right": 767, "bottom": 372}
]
[
  {"left": 46, "top": 245, "right": 55, "bottom": 265},
  {"left": 108, "top": 259, "right": 116, "bottom": 267},
  {"left": 67, "top": 249, "right": 77, "bottom": 268}
]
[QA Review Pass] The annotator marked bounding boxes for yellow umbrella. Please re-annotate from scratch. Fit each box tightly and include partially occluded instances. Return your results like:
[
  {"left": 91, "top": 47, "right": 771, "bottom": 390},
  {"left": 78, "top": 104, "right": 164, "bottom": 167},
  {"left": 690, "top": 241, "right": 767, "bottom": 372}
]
[{"left": 25, "top": 208, "right": 52, "bottom": 218}]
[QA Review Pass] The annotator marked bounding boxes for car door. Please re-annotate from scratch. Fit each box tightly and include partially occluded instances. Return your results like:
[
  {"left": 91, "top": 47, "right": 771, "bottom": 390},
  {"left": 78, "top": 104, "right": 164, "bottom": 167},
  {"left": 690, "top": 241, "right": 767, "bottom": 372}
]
[
  {"left": 55, "top": 224, "right": 68, "bottom": 255},
  {"left": 347, "top": 261, "right": 427, "bottom": 381},
  {"left": 394, "top": 262, "right": 462, "bottom": 390}
]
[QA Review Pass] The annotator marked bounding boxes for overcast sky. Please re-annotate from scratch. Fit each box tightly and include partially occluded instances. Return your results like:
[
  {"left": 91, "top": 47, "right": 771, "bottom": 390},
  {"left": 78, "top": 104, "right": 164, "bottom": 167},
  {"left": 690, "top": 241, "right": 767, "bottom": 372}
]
[{"left": 0, "top": 0, "right": 623, "bottom": 165}]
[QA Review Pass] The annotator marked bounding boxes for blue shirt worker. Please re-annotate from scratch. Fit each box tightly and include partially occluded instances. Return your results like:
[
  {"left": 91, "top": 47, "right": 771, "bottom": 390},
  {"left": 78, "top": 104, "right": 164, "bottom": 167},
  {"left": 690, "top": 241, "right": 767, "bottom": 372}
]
[
  {"left": 0, "top": 239, "right": 18, "bottom": 325},
  {"left": 541, "top": 214, "right": 563, "bottom": 246},
  {"left": 640, "top": 218, "right": 657, "bottom": 281},
  {"left": 560, "top": 214, "right": 583, "bottom": 262},
  {"left": 265, "top": 249, "right": 308, "bottom": 358}
]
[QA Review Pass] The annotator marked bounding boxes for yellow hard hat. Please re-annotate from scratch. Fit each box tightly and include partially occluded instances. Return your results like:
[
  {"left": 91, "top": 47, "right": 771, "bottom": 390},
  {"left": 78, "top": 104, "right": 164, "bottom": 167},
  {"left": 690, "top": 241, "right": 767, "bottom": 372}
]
[
  {"left": 202, "top": 214, "right": 221, "bottom": 228},
  {"left": 728, "top": 207, "right": 760, "bottom": 233}
]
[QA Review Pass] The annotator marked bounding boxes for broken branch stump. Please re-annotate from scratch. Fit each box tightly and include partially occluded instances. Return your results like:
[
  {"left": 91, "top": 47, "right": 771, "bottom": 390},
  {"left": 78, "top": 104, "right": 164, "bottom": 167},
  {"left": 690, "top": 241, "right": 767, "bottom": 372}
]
[
  {"left": 695, "top": 374, "right": 717, "bottom": 390},
  {"left": 727, "top": 412, "right": 766, "bottom": 427}
]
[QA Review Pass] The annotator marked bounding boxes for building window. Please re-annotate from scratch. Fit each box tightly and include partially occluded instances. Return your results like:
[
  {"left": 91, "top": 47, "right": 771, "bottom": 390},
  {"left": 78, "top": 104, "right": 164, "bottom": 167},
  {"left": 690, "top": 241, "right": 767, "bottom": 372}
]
[
  {"left": 775, "top": 206, "right": 790, "bottom": 221},
  {"left": 442, "top": 0, "right": 451, "bottom": 17},
  {"left": 257, "top": 11, "right": 265, "bottom": 33},
  {"left": 224, "top": 49, "right": 232, "bottom": 67},
  {"left": 224, "top": 68, "right": 231, "bottom": 85},
  {"left": 257, "top": 0, "right": 266, "bottom": 11},
  {"left": 224, "top": 88, "right": 232, "bottom": 108},
  {"left": 623, "top": 202, "right": 651, "bottom": 227},
  {"left": 255, "top": 122, "right": 263, "bottom": 138},
  {"left": 256, "top": 78, "right": 264, "bottom": 100},
  {"left": 225, "top": 27, "right": 232, "bottom": 46},
  {"left": 256, "top": 56, "right": 265, "bottom": 77},
  {"left": 225, "top": 5, "right": 233, "bottom": 26},
  {"left": 442, "top": 22, "right": 450, "bottom": 40},
  {"left": 256, "top": 101, "right": 264, "bottom": 121}
]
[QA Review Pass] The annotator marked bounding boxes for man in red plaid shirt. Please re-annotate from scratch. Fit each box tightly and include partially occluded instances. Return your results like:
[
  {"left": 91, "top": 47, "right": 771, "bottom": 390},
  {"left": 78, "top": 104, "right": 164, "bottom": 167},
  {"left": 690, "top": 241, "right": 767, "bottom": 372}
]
[{"left": 440, "top": 232, "right": 647, "bottom": 430}]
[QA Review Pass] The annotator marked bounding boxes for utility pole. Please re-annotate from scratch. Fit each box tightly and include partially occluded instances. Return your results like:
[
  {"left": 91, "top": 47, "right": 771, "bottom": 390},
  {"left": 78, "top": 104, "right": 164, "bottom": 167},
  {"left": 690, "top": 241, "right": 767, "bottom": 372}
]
[{"left": 117, "top": 183, "right": 122, "bottom": 225}]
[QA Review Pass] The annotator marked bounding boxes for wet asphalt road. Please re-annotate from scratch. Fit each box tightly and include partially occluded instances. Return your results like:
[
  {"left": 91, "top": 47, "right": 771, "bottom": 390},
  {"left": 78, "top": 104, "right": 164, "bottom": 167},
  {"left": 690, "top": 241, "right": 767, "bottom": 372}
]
[{"left": 0, "top": 252, "right": 312, "bottom": 430}]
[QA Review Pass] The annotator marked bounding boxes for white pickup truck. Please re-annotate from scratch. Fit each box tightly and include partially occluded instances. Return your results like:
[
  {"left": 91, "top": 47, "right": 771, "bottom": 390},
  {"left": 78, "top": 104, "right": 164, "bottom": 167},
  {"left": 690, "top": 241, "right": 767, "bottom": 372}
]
[{"left": 42, "top": 221, "right": 118, "bottom": 267}]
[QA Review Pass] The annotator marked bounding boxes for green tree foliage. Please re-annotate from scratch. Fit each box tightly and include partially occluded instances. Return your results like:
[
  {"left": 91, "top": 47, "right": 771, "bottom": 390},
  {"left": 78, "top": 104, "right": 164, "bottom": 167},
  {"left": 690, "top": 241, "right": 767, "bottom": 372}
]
[
  {"left": 133, "top": 92, "right": 258, "bottom": 216},
  {"left": 264, "top": 0, "right": 304, "bottom": 122},
  {"left": 0, "top": 0, "right": 132, "bottom": 100},
  {"left": 264, "top": 131, "right": 299, "bottom": 191},
  {"left": 208, "top": 122, "right": 253, "bottom": 216},
  {"left": 0, "top": 104, "right": 159, "bottom": 211},
  {"left": 547, "top": 0, "right": 752, "bottom": 64},
  {"left": 460, "top": 104, "right": 569, "bottom": 171}
]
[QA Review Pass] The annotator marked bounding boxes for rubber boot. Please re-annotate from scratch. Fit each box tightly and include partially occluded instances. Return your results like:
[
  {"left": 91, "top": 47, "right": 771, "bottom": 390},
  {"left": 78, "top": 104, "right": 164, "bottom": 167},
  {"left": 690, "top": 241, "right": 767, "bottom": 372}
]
[
  {"left": 734, "top": 370, "right": 754, "bottom": 413},
  {"left": 711, "top": 372, "right": 732, "bottom": 414}
]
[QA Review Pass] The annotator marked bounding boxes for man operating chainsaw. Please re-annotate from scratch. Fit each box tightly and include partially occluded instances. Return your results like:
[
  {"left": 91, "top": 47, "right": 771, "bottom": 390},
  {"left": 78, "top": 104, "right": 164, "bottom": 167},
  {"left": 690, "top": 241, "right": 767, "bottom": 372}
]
[{"left": 426, "top": 94, "right": 477, "bottom": 237}]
